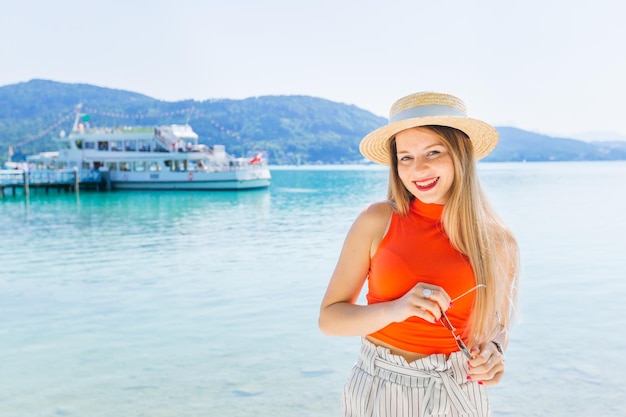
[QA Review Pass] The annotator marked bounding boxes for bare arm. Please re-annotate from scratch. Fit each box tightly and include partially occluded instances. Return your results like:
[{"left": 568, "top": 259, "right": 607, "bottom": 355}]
[{"left": 318, "top": 202, "right": 450, "bottom": 336}]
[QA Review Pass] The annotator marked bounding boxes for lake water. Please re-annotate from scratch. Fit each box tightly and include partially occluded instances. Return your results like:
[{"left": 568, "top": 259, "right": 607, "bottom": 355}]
[{"left": 1, "top": 161, "right": 625, "bottom": 417}]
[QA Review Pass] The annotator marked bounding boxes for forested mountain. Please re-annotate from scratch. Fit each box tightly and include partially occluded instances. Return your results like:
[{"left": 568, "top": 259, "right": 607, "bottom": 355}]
[
  {"left": 2, "top": 79, "right": 626, "bottom": 164},
  {"left": 484, "top": 127, "right": 626, "bottom": 162}
]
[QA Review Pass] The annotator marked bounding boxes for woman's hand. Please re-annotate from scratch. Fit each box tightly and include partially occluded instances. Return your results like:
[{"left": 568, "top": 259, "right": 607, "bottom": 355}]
[
  {"left": 388, "top": 283, "right": 451, "bottom": 324},
  {"left": 467, "top": 342, "right": 505, "bottom": 386}
]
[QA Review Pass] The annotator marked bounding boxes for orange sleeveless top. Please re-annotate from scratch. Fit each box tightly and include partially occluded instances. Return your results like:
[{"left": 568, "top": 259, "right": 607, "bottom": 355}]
[{"left": 367, "top": 198, "right": 477, "bottom": 355}]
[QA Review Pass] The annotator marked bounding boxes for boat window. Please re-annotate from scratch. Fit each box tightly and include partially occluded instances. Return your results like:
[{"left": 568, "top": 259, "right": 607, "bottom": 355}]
[
  {"left": 168, "top": 160, "right": 183, "bottom": 171},
  {"left": 170, "top": 160, "right": 178, "bottom": 171},
  {"left": 138, "top": 140, "right": 150, "bottom": 152},
  {"left": 148, "top": 161, "right": 160, "bottom": 172},
  {"left": 134, "top": 161, "right": 146, "bottom": 172},
  {"left": 75, "top": 140, "right": 83, "bottom": 149},
  {"left": 125, "top": 140, "right": 136, "bottom": 151},
  {"left": 120, "top": 162, "right": 130, "bottom": 171},
  {"left": 107, "top": 162, "right": 117, "bottom": 171},
  {"left": 98, "top": 141, "right": 109, "bottom": 150},
  {"left": 84, "top": 142, "right": 95, "bottom": 150},
  {"left": 111, "top": 141, "right": 123, "bottom": 151}
]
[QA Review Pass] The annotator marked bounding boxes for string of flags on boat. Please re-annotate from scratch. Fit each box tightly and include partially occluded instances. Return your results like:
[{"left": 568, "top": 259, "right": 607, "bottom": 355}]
[
  {"left": 80, "top": 107, "right": 242, "bottom": 140},
  {"left": 12, "top": 110, "right": 76, "bottom": 148},
  {"left": 82, "top": 107, "right": 196, "bottom": 119},
  {"left": 12, "top": 106, "right": 249, "bottom": 149}
]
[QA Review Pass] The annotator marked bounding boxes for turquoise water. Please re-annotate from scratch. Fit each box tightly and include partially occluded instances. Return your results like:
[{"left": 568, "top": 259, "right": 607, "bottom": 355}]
[{"left": 1, "top": 162, "right": 625, "bottom": 416}]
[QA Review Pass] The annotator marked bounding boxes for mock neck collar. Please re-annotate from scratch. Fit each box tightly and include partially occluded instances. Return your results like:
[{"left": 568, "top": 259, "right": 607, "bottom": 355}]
[{"left": 410, "top": 198, "right": 444, "bottom": 221}]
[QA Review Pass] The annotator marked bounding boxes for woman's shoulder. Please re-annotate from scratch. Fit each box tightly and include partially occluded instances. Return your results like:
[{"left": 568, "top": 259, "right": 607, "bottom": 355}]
[
  {"left": 353, "top": 200, "right": 394, "bottom": 231},
  {"left": 362, "top": 200, "right": 394, "bottom": 218}
]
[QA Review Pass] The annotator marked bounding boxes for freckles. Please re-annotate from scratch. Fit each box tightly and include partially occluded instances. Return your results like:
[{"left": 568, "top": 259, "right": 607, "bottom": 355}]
[{"left": 432, "top": 156, "right": 454, "bottom": 170}]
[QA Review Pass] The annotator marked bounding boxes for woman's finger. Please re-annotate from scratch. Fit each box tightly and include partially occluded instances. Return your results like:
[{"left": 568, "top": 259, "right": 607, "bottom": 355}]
[
  {"left": 468, "top": 343, "right": 505, "bottom": 385},
  {"left": 418, "top": 284, "right": 451, "bottom": 312}
]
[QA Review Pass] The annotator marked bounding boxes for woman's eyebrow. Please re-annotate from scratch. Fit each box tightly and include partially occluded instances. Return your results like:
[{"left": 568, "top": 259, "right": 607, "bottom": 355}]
[{"left": 397, "top": 143, "right": 443, "bottom": 153}]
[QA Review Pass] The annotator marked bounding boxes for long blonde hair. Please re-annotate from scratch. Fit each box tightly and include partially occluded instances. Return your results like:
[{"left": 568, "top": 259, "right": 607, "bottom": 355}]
[{"left": 388, "top": 126, "right": 519, "bottom": 346}]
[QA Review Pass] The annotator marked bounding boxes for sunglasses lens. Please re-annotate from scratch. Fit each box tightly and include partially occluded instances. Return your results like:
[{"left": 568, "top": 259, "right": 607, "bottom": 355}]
[
  {"left": 456, "top": 339, "right": 473, "bottom": 359},
  {"left": 439, "top": 314, "right": 454, "bottom": 331}
]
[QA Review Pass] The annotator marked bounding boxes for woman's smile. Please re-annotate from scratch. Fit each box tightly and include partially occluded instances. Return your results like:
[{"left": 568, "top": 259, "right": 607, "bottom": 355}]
[{"left": 413, "top": 176, "right": 440, "bottom": 191}]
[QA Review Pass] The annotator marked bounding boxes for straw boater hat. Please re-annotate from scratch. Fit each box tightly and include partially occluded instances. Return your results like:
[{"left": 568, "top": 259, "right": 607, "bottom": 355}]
[{"left": 359, "top": 92, "right": 498, "bottom": 165}]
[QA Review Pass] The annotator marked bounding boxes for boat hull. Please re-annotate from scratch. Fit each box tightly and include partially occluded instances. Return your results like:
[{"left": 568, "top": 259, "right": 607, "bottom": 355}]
[
  {"left": 108, "top": 168, "right": 271, "bottom": 190},
  {"left": 111, "top": 178, "right": 270, "bottom": 190}
]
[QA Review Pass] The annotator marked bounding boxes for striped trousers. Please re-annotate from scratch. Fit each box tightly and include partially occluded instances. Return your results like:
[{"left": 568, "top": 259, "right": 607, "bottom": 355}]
[{"left": 342, "top": 338, "right": 491, "bottom": 417}]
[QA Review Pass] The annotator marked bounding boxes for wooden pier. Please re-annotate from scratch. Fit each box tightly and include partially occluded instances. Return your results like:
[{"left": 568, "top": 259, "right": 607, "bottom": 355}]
[{"left": 0, "top": 169, "right": 104, "bottom": 196}]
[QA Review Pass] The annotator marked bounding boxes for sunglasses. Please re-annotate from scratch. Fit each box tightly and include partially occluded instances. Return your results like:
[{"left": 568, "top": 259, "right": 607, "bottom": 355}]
[{"left": 439, "top": 284, "right": 486, "bottom": 360}]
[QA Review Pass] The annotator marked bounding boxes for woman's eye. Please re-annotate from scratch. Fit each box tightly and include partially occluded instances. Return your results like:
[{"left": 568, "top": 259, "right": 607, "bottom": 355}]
[
  {"left": 426, "top": 150, "right": 441, "bottom": 158},
  {"left": 398, "top": 155, "right": 413, "bottom": 162}
]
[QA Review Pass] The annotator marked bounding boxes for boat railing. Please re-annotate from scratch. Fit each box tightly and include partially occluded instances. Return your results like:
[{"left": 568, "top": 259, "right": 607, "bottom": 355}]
[
  {"left": 0, "top": 170, "right": 24, "bottom": 185},
  {"left": 195, "top": 162, "right": 267, "bottom": 172},
  {"left": 229, "top": 160, "right": 269, "bottom": 171},
  {"left": 31, "top": 169, "right": 102, "bottom": 184},
  {"left": 0, "top": 169, "right": 102, "bottom": 186}
]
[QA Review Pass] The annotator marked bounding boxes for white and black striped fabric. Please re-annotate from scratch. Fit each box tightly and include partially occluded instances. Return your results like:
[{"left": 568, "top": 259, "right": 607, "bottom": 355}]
[{"left": 342, "top": 338, "right": 490, "bottom": 416}]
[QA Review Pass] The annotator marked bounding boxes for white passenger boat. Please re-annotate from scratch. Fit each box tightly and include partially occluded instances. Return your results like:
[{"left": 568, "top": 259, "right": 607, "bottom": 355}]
[{"left": 26, "top": 111, "right": 271, "bottom": 190}]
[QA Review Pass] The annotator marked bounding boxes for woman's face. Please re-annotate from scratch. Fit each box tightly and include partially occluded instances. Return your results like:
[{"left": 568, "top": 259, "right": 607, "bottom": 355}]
[{"left": 395, "top": 127, "right": 455, "bottom": 205}]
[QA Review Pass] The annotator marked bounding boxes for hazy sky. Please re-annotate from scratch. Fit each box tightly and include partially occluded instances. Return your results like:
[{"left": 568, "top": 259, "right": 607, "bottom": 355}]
[{"left": 2, "top": 0, "right": 625, "bottom": 140}]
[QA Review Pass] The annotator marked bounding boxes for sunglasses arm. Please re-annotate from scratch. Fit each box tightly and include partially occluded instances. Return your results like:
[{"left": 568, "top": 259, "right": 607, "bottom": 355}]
[{"left": 490, "top": 325, "right": 508, "bottom": 354}]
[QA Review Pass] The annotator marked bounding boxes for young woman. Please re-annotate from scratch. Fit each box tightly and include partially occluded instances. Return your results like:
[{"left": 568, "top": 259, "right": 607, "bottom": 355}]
[{"left": 319, "top": 92, "right": 519, "bottom": 417}]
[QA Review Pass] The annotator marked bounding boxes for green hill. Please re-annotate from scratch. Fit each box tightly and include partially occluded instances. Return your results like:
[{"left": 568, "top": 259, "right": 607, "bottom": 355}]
[
  {"left": 484, "top": 127, "right": 626, "bottom": 161},
  {"left": 0, "top": 79, "right": 385, "bottom": 165},
  {"left": 2, "top": 79, "right": 625, "bottom": 164}
]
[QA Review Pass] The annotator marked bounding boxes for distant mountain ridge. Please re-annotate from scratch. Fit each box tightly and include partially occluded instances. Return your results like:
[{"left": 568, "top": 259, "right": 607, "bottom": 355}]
[
  {"left": 2, "top": 79, "right": 626, "bottom": 164},
  {"left": 484, "top": 127, "right": 626, "bottom": 162}
]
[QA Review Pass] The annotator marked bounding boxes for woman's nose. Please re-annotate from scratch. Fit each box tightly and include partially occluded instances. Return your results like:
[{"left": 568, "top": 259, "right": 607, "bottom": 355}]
[{"left": 410, "top": 156, "right": 429, "bottom": 172}]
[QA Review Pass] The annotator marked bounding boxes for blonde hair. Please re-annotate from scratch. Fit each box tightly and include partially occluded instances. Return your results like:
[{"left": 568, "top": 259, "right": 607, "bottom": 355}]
[{"left": 388, "top": 126, "right": 519, "bottom": 346}]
